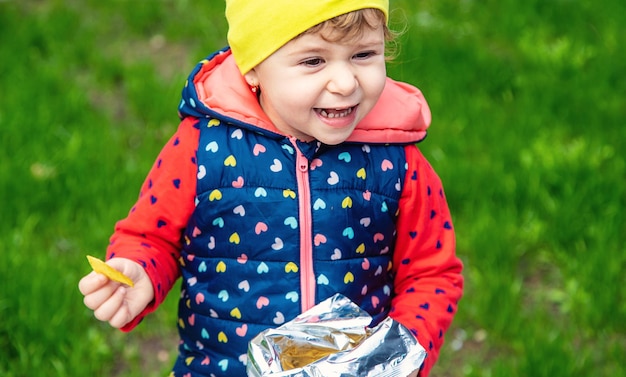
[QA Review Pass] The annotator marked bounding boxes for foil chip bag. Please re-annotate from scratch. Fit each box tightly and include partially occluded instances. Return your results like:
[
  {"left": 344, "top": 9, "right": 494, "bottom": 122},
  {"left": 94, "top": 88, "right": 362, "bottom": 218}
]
[{"left": 247, "top": 294, "right": 426, "bottom": 377}]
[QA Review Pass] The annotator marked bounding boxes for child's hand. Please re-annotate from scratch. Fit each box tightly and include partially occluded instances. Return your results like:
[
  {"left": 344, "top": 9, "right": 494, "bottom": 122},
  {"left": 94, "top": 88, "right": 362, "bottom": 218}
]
[{"left": 78, "top": 257, "right": 154, "bottom": 329}]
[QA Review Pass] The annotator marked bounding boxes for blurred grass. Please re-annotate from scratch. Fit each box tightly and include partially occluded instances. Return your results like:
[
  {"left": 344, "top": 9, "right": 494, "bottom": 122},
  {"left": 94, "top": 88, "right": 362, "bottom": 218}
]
[{"left": 1, "top": 0, "right": 624, "bottom": 376}]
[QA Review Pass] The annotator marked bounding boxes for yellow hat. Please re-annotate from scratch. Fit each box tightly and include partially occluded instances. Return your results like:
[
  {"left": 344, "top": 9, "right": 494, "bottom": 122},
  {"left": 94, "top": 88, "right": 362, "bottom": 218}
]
[{"left": 225, "top": 0, "right": 389, "bottom": 74}]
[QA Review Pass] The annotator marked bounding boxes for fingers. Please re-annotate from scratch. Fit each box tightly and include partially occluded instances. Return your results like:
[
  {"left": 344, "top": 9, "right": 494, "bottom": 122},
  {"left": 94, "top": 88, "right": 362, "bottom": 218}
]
[
  {"left": 108, "top": 299, "right": 134, "bottom": 329},
  {"left": 92, "top": 285, "right": 132, "bottom": 328},
  {"left": 80, "top": 272, "right": 132, "bottom": 328},
  {"left": 78, "top": 258, "right": 154, "bottom": 329},
  {"left": 78, "top": 271, "right": 108, "bottom": 296},
  {"left": 81, "top": 278, "right": 119, "bottom": 311}
]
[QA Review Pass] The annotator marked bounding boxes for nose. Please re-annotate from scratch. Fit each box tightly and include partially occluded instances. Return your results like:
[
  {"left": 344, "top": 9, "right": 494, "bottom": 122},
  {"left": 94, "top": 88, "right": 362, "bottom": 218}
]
[{"left": 326, "top": 63, "right": 358, "bottom": 96}]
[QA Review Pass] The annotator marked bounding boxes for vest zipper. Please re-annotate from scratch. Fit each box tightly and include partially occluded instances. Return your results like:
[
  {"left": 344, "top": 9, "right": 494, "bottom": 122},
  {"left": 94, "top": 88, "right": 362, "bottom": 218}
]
[{"left": 291, "top": 138, "right": 316, "bottom": 312}]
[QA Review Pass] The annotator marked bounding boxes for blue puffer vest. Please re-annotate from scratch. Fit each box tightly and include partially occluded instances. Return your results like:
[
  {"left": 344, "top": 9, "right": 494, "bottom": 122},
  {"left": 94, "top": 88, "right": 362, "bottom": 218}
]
[{"left": 171, "top": 51, "right": 412, "bottom": 377}]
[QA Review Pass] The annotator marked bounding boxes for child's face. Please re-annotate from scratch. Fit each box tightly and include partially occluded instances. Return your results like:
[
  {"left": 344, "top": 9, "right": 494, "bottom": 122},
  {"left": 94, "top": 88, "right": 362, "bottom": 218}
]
[{"left": 245, "top": 24, "right": 387, "bottom": 145}]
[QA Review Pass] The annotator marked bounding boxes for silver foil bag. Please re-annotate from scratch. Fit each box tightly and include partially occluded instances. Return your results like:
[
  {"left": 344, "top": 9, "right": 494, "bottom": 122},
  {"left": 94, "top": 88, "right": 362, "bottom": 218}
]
[{"left": 247, "top": 294, "right": 426, "bottom": 377}]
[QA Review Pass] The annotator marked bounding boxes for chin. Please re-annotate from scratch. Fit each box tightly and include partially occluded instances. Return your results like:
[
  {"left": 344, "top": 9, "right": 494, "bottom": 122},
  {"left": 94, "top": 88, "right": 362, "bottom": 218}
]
[{"left": 317, "top": 133, "right": 352, "bottom": 146}]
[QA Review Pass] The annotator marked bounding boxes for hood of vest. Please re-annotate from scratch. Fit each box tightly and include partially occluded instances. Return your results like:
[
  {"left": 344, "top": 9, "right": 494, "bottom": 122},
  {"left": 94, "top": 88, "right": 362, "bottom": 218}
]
[{"left": 179, "top": 48, "right": 431, "bottom": 144}]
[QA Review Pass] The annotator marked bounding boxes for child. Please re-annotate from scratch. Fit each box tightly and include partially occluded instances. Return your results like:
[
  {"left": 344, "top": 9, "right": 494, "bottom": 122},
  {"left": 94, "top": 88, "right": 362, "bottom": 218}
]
[{"left": 78, "top": 1, "right": 464, "bottom": 376}]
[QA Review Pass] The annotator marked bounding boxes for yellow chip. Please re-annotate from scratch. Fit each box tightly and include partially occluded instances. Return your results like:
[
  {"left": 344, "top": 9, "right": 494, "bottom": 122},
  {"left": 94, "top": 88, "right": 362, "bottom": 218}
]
[{"left": 87, "top": 255, "right": 134, "bottom": 287}]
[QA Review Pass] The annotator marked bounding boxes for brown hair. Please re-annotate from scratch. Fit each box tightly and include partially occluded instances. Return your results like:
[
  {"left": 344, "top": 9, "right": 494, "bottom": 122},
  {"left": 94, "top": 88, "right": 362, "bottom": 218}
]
[{"left": 301, "top": 8, "right": 399, "bottom": 60}]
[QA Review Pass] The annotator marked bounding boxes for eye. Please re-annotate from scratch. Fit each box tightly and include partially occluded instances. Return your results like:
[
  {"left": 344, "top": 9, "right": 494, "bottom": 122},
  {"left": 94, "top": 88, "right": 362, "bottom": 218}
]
[
  {"left": 301, "top": 57, "right": 324, "bottom": 67},
  {"left": 353, "top": 51, "right": 377, "bottom": 60}
]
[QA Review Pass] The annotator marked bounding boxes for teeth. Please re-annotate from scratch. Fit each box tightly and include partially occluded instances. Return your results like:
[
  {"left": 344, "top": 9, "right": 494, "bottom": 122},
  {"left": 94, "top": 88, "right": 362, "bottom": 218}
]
[{"left": 319, "top": 107, "right": 353, "bottom": 119}]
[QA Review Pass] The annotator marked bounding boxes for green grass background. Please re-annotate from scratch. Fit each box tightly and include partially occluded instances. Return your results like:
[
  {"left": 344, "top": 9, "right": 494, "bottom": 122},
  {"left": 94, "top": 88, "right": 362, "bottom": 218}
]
[{"left": 1, "top": 0, "right": 624, "bottom": 376}]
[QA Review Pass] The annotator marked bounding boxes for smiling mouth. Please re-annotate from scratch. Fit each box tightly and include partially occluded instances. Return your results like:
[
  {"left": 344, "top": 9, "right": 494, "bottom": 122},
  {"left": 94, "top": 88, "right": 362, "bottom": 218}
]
[{"left": 316, "top": 106, "right": 356, "bottom": 119}]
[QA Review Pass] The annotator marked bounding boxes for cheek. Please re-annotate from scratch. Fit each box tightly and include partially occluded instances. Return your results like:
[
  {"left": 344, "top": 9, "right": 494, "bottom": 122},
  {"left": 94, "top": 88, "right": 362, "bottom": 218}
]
[
  {"left": 361, "top": 66, "right": 387, "bottom": 99},
  {"left": 260, "top": 87, "right": 310, "bottom": 125},
  {"left": 373, "top": 71, "right": 387, "bottom": 97},
  {"left": 269, "top": 83, "right": 313, "bottom": 111},
  {"left": 362, "top": 79, "right": 386, "bottom": 111}
]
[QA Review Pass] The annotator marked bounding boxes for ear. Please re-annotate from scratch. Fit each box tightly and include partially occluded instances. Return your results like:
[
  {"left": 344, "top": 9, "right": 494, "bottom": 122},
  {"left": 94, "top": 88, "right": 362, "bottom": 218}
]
[{"left": 244, "top": 69, "right": 259, "bottom": 88}]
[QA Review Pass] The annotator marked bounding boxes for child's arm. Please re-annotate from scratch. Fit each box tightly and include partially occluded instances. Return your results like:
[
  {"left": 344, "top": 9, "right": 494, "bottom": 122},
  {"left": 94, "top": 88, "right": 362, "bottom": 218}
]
[
  {"left": 103, "top": 117, "right": 200, "bottom": 331},
  {"left": 391, "top": 145, "right": 464, "bottom": 377}
]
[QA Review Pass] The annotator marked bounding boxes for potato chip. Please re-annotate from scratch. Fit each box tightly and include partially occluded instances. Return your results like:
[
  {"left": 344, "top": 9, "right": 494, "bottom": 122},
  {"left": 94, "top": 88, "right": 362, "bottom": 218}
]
[{"left": 87, "top": 255, "right": 134, "bottom": 287}]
